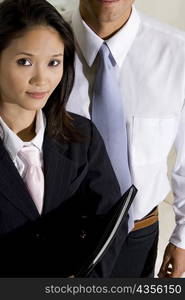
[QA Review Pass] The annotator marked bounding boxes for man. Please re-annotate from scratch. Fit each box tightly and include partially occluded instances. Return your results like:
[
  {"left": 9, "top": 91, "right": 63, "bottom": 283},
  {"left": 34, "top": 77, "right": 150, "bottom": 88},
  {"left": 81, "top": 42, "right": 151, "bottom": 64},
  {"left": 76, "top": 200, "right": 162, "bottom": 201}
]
[{"left": 63, "top": 0, "right": 185, "bottom": 277}]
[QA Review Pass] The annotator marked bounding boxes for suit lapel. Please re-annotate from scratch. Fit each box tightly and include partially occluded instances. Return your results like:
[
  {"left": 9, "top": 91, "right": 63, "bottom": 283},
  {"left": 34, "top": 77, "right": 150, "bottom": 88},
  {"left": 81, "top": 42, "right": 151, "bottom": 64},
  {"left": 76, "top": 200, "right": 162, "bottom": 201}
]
[
  {"left": 42, "top": 136, "right": 77, "bottom": 214},
  {"left": 0, "top": 137, "right": 78, "bottom": 218},
  {"left": 0, "top": 141, "right": 40, "bottom": 220}
]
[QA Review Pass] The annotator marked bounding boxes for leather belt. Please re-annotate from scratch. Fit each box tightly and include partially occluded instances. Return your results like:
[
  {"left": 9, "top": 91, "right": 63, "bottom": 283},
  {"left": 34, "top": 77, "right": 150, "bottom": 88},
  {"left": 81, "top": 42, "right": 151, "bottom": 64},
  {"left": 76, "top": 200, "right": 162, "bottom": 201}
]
[{"left": 132, "top": 207, "right": 158, "bottom": 231}]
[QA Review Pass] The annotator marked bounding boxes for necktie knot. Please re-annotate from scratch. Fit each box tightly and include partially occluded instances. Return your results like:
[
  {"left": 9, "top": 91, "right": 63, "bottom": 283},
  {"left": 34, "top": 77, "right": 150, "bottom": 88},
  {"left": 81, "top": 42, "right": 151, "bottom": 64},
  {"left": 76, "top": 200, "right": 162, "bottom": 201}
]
[
  {"left": 98, "top": 43, "right": 115, "bottom": 69},
  {"left": 99, "top": 43, "right": 110, "bottom": 59},
  {"left": 18, "top": 146, "right": 41, "bottom": 167},
  {"left": 17, "top": 146, "right": 44, "bottom": 214}
]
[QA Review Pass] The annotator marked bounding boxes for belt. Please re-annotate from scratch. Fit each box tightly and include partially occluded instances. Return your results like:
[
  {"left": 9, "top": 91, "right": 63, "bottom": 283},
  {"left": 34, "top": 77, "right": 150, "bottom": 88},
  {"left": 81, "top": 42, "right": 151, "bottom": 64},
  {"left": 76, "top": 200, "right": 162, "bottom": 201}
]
[{"left": 132, "top": 207, "right": 158, "bottom": 231}]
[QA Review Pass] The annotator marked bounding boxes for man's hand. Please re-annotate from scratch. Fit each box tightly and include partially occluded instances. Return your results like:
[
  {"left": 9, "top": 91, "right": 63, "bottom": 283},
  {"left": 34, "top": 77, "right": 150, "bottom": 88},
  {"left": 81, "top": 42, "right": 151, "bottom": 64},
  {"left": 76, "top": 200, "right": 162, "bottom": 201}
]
[{"left": 158, "top": 243, "right": 185, "bottom": 278}]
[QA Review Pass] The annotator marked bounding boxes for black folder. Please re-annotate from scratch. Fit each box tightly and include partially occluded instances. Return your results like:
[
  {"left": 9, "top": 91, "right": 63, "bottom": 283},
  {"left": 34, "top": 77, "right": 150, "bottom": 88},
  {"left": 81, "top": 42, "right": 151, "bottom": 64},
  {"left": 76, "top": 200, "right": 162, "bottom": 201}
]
[
  {"left": 75, "top": 185, "right": 137, "bottom": 277},
  {"left": 0, "top": 185, "right": 137, "bottom": 277}
]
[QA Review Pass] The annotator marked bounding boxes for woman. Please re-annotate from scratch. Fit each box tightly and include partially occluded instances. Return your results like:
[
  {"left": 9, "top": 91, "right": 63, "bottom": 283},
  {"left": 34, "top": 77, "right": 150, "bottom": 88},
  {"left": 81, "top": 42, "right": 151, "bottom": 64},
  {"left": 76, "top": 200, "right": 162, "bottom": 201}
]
[{"left": 0, "top": 0, "right": 129, "bottom": 277}]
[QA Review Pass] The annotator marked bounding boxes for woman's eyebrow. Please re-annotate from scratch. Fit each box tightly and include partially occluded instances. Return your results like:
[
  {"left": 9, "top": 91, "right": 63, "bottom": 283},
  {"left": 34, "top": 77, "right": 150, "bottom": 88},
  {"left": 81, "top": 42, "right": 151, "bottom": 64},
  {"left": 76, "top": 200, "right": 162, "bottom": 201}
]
[
  {"left": 52, "top": 53, "right": 64, "bottom": 57},
  {"left": 15, "top": 52, "right": 34, "bottom": 56},
  {"left": 15, "top": 52, "right": 64, "bottom": 57}
]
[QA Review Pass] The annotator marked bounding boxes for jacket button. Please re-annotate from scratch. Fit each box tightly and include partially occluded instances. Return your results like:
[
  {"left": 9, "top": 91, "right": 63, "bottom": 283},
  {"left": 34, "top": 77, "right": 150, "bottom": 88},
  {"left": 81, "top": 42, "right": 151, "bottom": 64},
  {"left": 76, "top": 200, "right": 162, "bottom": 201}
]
[{"left": 80, "top": 230, "right": 87, "bottom": 239}]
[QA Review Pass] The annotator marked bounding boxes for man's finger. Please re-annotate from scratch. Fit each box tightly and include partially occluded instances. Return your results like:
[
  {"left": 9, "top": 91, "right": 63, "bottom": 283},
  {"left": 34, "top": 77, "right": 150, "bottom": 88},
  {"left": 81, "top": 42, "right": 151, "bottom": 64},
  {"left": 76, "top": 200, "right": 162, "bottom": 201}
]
[{"left": 158, "top": 256, "right": 171, "bottom": 277}]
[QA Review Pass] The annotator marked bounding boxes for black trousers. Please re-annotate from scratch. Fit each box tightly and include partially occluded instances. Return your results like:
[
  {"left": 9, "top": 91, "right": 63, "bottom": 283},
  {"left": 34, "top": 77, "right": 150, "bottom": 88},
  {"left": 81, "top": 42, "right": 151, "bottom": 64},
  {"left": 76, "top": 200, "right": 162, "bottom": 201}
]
[{"left": 111, "top": 221, "right": 159, "bottom": 278}]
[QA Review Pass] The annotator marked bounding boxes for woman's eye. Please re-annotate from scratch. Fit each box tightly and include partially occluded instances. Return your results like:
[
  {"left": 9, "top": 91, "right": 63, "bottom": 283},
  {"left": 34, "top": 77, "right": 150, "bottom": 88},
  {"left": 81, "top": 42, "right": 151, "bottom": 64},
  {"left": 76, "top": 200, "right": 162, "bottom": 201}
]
[
  {"left": 17, "top": 58, "right": 32, "bottom": 66},
  {"left": 49, "top": 60, "right": 61, "bottom": 67}
]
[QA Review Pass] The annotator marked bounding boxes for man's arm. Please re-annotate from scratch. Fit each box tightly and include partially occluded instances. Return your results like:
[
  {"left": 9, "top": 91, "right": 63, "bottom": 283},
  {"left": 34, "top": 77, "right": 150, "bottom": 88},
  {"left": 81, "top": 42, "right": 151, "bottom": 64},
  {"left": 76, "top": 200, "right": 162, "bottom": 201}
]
[
  {"left": 158, "top": 243, "right": 185, "bottom": 277},
  {"left": 159, "top": 104, "right": 185, "bottom": 278}
]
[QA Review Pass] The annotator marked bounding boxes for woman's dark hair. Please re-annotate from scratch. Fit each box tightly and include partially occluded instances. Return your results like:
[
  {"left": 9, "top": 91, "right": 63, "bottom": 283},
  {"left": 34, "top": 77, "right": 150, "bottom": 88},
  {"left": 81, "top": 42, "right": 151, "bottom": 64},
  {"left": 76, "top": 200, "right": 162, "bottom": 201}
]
[{"left": 0, "top": 0, "right": 80, "bottom": 142}]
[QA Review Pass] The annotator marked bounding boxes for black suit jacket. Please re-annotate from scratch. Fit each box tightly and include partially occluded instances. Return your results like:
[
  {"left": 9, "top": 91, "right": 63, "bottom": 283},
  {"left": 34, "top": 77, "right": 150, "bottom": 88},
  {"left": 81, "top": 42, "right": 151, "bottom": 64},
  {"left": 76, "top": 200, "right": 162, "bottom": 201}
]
[{"left": 0, "top": 113, "right": 126, "bottom": 277}]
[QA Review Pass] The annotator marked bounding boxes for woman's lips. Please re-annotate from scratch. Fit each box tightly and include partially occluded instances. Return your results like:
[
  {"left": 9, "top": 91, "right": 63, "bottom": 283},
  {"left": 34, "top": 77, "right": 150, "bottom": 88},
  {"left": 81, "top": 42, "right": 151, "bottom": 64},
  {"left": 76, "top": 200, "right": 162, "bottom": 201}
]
[
  {"left": 97, "top": 0, "right": 120, "bottom": 3},
  {"left": 26, "top": 92, "right": 47, "bottom": 99}
]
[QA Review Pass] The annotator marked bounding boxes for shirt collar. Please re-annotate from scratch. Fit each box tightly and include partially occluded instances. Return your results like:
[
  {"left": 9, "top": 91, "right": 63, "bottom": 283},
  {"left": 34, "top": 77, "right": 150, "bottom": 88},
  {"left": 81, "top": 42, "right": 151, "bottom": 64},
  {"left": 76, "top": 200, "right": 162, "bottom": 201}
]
[
  {"left": 0, "top": 110, "right": 46, "bottom": 161},
  {"left": 31, "top": 109, "right": 46, "bottom": 150},
  {"left": 72, "top": 5, "right": 140, "bottom": 68}
]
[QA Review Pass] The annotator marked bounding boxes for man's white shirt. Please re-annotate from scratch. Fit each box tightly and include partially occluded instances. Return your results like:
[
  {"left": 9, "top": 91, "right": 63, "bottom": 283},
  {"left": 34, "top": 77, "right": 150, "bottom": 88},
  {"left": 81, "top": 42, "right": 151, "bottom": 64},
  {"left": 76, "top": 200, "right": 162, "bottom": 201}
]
[{"left": 63, "top": 6, "right": 185, "bottom": 249}]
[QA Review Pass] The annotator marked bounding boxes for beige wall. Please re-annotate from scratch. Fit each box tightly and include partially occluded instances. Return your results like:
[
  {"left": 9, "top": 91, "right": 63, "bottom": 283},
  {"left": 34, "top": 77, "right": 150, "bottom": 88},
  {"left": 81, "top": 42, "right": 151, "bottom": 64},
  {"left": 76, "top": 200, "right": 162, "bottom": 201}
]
[{"left": 135, "top": 0, "right": 185, "bottom": 31}]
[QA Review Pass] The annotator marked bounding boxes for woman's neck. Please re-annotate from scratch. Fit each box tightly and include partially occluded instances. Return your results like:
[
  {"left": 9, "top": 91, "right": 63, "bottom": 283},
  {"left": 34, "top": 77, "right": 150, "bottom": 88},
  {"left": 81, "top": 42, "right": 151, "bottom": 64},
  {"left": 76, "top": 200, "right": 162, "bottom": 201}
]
[
  {"left": 17, "top": 121, "right": 36, "bottom": 141},
  {"left": 0, "top": 105, "right": 37, "bottom": 141}
]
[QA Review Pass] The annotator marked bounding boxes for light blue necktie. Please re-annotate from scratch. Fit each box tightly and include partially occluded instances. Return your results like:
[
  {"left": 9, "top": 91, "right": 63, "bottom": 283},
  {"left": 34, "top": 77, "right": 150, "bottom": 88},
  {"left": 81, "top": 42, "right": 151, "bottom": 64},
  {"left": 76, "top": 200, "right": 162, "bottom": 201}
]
[{"left": 92, "top": 43, "right": 131, "bottom": 194}]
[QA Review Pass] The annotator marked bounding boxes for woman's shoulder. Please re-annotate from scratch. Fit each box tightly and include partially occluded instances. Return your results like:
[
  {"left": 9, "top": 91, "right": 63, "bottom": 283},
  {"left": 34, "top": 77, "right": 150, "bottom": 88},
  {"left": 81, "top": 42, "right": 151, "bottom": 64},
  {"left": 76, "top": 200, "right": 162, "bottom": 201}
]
[
  {"left": 67, "top": 112, "right": 94, "bottom": 135},
  {"left": 67, "top": 112, "right": 102, "bottom": 144},
  {"left": 68, "top": 112, "right": 92, "bottom": 127}
]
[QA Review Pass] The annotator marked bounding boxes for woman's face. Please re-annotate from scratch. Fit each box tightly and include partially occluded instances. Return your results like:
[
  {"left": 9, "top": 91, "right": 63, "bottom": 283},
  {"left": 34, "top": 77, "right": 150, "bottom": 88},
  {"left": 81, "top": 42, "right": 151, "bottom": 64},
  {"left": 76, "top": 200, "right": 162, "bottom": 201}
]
[{"left": 0, "top": 25, "right": 64, "bottom": 114}]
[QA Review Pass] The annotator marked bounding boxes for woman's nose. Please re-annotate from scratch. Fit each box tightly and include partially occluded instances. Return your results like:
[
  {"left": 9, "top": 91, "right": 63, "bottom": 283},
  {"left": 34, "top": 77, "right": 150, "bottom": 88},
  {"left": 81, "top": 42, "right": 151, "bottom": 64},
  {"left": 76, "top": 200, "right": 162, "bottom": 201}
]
[{"left": 29, "top": 68, "right": 48, "bottom": 87}]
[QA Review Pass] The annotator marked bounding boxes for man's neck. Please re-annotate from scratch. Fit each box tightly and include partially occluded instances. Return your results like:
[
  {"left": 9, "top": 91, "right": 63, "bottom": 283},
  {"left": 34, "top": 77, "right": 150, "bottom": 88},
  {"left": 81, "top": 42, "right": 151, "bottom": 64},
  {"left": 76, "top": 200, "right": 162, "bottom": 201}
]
[
  {"left": 92, "top": 20, "right": 126, "bottom": 39},
  {"left": 80, "top": 7, "right": 132, "bottom": 39}
]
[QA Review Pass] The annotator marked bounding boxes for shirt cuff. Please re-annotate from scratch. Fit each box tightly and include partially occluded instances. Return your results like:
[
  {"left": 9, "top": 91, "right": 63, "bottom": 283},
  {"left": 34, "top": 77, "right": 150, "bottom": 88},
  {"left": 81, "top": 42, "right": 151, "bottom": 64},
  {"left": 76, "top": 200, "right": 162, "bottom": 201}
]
[{"left": 169, "top": 224, "right": 185, "bottom": 249}]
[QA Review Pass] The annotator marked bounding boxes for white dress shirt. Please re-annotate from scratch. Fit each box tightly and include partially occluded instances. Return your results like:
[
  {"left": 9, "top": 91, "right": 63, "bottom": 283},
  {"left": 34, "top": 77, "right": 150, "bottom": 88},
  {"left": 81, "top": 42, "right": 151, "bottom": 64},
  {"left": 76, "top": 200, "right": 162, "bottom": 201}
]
[
  {"left": 0, "top": 110, "right": 46, "bottom": 178},
  {"left": 64, "top": 6, "right": 185, "bottom": 248}
]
